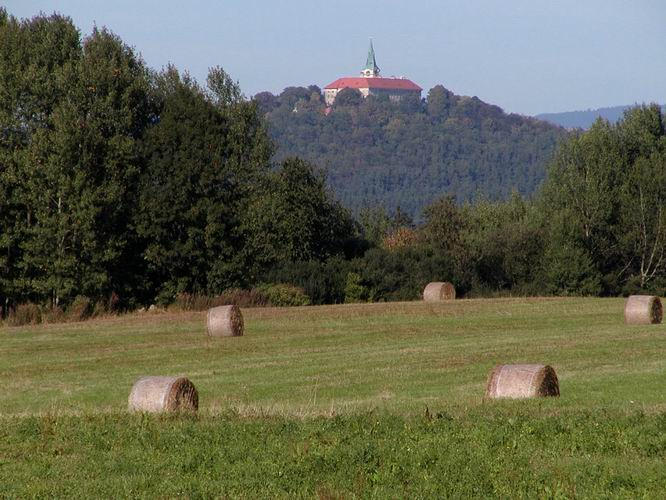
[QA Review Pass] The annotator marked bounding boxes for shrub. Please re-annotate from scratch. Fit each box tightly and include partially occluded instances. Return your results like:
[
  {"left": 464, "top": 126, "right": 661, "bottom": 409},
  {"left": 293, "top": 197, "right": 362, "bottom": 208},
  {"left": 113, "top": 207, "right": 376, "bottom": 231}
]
[
  {"left": 42, "top": 306, "right": 65, "bottom": 324},
  {"left": 7, "top": 303, "right": 42, "bottom": 326},
  {"left": 218, "top": 288, "right": 270, "bottom": 308},
  {"left": 381, "top": 227, "right": 419, "bottom": 251},
  {"left": 256, "top": 284, "right": 311, "bottom": 307},
  {"left": 355, "top": 246, "right": 455, "bottom": 302},
  {"left": 67, "top": 296, "right": 93, "bottom": 321},
  {"left": 170, "top": 289, "right": 270, "bottom": 312},
  {"left": 92, "top": 301, "right": 108, "bottom": 318},
  {"left": 108, "top": 291, "right": 121, "bottom": 312},
  {"left": 170, "top": 293, "right": 213, "bottom": 312},
  {"left": 344, "top": 272, "right": 367, "bottom": 303},
  {"left": 264, "top": 258, "right": 350, "bottom": 304}
]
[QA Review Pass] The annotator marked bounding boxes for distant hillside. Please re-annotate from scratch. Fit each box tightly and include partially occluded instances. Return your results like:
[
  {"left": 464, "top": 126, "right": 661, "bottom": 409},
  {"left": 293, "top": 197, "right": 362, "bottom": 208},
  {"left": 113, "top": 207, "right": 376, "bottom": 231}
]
[
  {"left": 256, "top": 85, "right": 566, "bottom": 219},
  {"left": 536, "top": 104, "right": 665, "bottom": 129}
]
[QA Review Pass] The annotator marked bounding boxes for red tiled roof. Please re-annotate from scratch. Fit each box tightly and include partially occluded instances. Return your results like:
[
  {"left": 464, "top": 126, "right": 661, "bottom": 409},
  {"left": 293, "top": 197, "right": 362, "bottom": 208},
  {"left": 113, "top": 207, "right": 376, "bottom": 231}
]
[{"left": 324, "top": 77, "right": 422, "bottom": 91}]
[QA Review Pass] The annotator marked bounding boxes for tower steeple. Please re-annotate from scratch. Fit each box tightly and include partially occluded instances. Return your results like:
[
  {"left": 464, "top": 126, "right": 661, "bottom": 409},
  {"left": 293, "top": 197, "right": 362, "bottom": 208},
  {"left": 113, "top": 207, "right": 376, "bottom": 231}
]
[{"left": 361, "top": 39, "right": 380, "bottom": 77}]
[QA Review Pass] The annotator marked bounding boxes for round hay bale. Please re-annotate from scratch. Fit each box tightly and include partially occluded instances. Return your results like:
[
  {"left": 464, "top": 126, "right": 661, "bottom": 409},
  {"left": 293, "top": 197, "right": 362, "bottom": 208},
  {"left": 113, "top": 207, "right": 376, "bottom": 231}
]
[
  {"left": 624, "top": 295, "right": 662, "bottom": 325},
  {"left": 206, "top": 304, "right": 244, "bottom": 337},
  {"left": 485, "top": 364, "right": 559, "bottom": 399},
  {"left": 128, "top": 376, "right": 198, "bottom": 413},
  {"left": 423, "top": 282, "right": 456, "bottom": 302}
]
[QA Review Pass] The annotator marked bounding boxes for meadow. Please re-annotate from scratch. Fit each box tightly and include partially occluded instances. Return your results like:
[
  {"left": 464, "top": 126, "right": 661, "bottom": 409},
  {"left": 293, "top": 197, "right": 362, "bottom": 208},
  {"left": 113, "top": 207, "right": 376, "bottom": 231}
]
[{"left": 1, "top": 297, "right": 666, "bottom": 497}]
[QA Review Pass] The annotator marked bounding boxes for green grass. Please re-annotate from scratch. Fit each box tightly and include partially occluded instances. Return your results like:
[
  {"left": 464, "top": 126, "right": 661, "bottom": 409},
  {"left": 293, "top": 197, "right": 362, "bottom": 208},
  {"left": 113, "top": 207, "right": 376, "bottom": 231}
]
[
  {"left": 1, "top": 297, "right": 666, "bottom": 496},
  {"left": 2, "top": 411, "right": 666, "bottom": 498}
]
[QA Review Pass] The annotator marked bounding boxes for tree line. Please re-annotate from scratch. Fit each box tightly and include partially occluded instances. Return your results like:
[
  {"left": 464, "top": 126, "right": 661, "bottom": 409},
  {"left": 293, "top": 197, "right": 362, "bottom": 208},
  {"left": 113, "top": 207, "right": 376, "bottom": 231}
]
[
  {"left": 268, "top": 100, "right": 666, "bottom": 305},
  {"left": 2, "top": 10, "right": 666, "bottom": 321},
  {"left": 0, "top": 11, "right": 353, "bottom": 316}
]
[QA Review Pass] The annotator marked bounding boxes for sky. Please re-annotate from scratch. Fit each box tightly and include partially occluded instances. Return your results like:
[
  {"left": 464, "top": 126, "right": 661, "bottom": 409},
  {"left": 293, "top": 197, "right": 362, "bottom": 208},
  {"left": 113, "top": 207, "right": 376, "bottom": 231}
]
[{"left": 6, "top": 0, "right": 666, "bottom": 115}]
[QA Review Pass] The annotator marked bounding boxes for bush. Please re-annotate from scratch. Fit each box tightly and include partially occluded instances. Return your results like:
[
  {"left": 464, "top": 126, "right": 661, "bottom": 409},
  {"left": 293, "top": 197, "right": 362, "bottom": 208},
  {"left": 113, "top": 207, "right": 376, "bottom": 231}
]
[
  {"left": 170, "top": 293, "right": 214, "bottom": 312},
  {"left": 67, "top": 296, "right": 93, "bottom": 321},
  {"left": 170, "top": 286, "right": 311, "bottom": 311},
  {"left": 218, "top": 289, "right": 270, "bottom": 308},
  {"left": 42, "top": 306, "right": 65, "bottom": 324},
  {"left": 7, "top": 303, "right": 43, "bottom": 326},
  {"left": 381, "top": 227, "right": 419, "bottom": 251},
  {"left": 108, "top": 291, "right": 121, "bottom": 312},
  {"left": 354, "top": 246, "right": 455, "bottom": 302},
  {"left": 256, "top": 284, "right": 311, "bottom": 307},
  {"left": 344, "top": 272, "right": 367, "bottom": 303},
  {"left": 264, "top": 258, "right": 350, "bottom": 304},
  {"left": 92, "top": 301, "right": 108, "bottom": 318},
  {"left": 169, "top": 289, "right": 270, "bottom": 312}
]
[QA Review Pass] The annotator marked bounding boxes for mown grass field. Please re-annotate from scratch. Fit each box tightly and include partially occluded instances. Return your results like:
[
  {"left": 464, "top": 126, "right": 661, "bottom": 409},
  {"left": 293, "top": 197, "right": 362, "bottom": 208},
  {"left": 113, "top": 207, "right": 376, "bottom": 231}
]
[{"left": 2, "top": 297, "right": 666, "bottom": 497}]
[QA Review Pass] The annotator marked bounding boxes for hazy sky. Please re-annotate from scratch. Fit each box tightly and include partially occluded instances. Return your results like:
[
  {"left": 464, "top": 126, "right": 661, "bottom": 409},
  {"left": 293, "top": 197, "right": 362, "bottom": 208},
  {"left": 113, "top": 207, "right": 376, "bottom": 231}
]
[{"left": 6, "top": 0, "right": 666, "bottom": 115}]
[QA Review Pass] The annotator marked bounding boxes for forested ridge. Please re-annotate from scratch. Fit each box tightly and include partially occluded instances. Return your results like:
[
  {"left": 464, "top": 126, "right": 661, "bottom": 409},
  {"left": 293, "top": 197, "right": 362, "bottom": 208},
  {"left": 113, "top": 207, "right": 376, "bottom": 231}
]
[
  {"left": 257, "top": 85, "right": 566, "bottom": 218},
  {"left": 2, "top": 10, "right": 666, "bottom": 324}
]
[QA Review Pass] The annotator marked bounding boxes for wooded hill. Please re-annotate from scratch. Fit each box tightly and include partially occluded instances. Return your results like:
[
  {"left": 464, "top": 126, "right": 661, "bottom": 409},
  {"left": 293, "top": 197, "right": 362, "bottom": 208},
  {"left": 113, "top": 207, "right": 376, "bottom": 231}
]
[{"left": 257, "top": 86, "right": 566, "bottom": 219}]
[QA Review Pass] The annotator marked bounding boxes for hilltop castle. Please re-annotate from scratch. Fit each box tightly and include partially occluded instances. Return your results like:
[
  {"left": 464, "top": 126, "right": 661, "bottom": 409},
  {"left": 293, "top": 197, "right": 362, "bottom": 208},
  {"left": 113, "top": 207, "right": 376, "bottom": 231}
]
[{"left": 324, "top": 41, "right": 422, "bottom": 106}]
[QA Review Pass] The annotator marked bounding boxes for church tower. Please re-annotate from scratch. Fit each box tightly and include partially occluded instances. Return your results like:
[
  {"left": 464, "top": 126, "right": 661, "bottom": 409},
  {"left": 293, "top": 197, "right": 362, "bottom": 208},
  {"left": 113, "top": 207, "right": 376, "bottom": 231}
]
[{"left": 360, "top": 40, "right": 380, "bottom": 78}]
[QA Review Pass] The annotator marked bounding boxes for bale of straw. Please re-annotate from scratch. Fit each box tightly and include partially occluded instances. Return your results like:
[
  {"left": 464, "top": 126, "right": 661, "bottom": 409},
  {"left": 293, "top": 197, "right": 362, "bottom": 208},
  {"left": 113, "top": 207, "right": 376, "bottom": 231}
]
[
  {"left": 624, "top": 295, "right": 662, "bottom": 325},
  {"left": 423, "top": 282, "right": 456, "bottom": 302},
  {"left": 485, "top": 364, "right": 559, "bottom": 399},
  {"left": 206, "top": 304, "right": 244, "bottom": 337},
  {"left": 128, "top": 376, "right": 198, "bottom": 413}
]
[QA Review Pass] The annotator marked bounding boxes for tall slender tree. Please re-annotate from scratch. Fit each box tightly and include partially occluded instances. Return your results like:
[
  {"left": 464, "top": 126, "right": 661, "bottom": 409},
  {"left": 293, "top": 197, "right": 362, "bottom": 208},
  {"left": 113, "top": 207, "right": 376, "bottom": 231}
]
[
  {"left": 19, "top": 26, "right": 152, "bottom": 307},
  {"left": 0, "top": 11, "right": 81, "bottom": 311}
]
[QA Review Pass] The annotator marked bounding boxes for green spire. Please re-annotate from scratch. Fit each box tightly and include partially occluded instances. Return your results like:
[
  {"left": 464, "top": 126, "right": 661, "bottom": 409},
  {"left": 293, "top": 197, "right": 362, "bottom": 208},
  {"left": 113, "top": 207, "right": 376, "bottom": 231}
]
[{"left": 362, "top": 40, "right": 380, "bottom": 77}]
